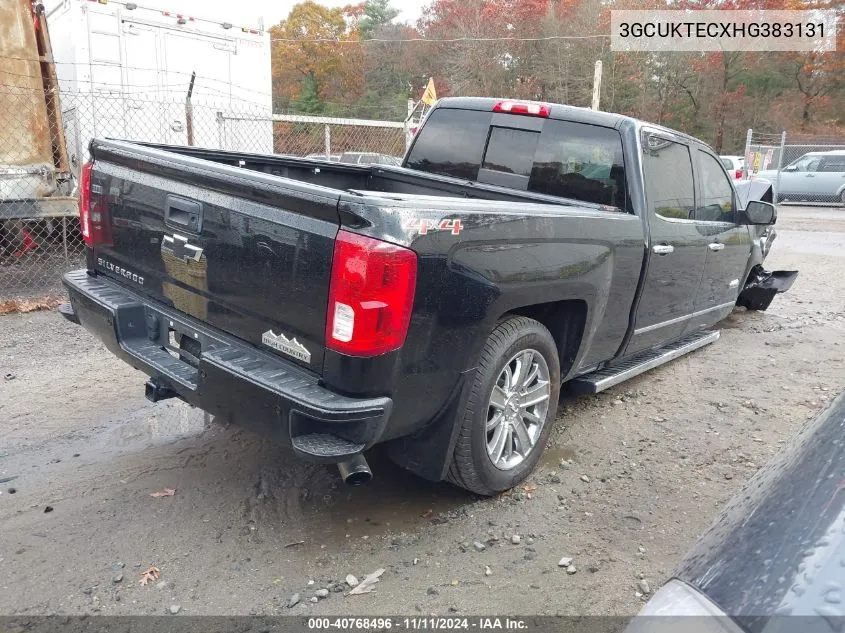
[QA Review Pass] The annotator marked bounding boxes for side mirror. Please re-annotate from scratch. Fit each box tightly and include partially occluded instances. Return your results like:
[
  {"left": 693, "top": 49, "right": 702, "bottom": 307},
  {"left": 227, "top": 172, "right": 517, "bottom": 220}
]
[
  {"left": 743, "top": 200, "right": 777, "bottom": 225},
  {"left": 782, "top": 165, "right": 798, "bottom": 172}
]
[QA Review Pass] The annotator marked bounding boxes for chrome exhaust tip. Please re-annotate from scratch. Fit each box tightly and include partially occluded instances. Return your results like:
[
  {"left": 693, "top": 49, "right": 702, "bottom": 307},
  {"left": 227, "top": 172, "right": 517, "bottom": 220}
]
[{"left": 337, "top": 454, "right": 372, "bottom": 486}]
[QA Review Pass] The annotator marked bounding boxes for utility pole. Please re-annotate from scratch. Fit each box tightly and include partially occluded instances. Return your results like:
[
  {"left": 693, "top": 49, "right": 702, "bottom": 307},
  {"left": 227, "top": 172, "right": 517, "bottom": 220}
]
[
  {"left": 185, "top": 71, "right": 196, "bottom": 146},
  {"left": 591, "top": 60, "right": 603, "bottom": 111}
]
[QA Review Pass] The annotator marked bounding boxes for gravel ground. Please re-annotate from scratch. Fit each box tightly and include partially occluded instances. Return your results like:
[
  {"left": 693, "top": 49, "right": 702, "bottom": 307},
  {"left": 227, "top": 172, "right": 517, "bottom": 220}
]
[{"left": 0, "top": 205, "right": 843, "bottom": 617}]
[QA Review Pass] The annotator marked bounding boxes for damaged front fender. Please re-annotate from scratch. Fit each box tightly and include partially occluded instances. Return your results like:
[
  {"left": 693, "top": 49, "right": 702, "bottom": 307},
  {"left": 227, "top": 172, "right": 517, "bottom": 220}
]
[{"left": 737, "top": 266, "right": 798, "bottom": 311}]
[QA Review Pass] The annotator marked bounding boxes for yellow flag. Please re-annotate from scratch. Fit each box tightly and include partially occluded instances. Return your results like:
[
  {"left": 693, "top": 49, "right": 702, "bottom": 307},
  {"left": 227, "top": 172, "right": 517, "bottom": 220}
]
[{"left": 421, "top": 78, "right": 437, "bottom": 106}]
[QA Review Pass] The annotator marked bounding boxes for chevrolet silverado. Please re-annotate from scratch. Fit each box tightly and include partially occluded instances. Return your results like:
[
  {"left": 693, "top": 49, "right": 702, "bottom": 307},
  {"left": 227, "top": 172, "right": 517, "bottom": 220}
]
[{"left": 60, "top": 97, "right": 795, "bottom": 494}]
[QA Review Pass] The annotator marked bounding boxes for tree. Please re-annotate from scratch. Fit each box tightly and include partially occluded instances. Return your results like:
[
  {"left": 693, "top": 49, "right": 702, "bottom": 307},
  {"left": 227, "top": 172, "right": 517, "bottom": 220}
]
[
  {"left": 270, "top": 1, "right": 363, "bottom": 112},
  {"left": 265, "top": 0, "right": 845, "bottom": 141},
  {"left": 359, "top": 0, "right": 400, "bottom": 40}
]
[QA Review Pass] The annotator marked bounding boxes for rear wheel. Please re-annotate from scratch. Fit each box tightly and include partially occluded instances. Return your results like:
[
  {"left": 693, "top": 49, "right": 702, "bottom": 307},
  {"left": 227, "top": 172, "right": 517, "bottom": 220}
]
[
  {"left": 840, "top": 190, "right": 845, "bottom": 208},
  {"left": 447, "top": 316, "right": 561, "bottom": 495}
]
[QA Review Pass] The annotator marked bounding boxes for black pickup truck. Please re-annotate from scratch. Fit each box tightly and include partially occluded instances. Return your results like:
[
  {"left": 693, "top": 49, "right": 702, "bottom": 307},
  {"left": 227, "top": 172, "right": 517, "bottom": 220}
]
[{"left": 61, "top": 97, "right": 794, "bottom": 494}]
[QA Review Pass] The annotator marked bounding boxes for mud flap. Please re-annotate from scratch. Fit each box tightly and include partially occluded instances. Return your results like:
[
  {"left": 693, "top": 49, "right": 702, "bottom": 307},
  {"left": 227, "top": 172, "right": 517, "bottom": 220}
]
[
  {"left": 737, "top": 268, "right": 798, "bottom": 311},
  {"left": 386, "top": 367, "right": 477, "bottom": 482}
]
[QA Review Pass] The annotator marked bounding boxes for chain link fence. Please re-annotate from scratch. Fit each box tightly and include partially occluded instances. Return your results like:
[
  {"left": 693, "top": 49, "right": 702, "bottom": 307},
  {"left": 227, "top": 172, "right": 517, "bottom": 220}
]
[
  {"left": 0, "top": 83, "right": 409, "bottom": 306},
  {"left": 745, "top": 129, "right": 845, "bottom": 206}
]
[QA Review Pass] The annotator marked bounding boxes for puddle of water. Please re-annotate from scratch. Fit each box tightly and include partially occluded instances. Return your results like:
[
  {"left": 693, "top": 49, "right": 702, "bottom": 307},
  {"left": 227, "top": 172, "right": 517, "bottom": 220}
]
[
  {"left": 94, "top": 401, "right": 208, "bottom": 456},
  {"left": 4, "top": 402, "right": 468, "bottom": 543},
  {"left": 98, "top": 401, "right": 206, "bottom": 452},
  {"left": 541, "top": 445, "right": 578, "bottom": 467}
]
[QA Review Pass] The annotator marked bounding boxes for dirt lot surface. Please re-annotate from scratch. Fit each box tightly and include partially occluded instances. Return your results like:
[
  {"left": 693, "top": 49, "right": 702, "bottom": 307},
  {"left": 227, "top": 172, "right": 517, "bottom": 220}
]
[{"left": 1, "top": 205, "right": 844, "bottom": 617}]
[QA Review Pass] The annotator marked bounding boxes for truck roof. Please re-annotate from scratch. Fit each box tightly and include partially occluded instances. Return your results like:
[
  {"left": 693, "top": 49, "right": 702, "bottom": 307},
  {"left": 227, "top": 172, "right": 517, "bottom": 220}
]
[{"left": 434, "top": 96, "right": 715, "bottom": 152}]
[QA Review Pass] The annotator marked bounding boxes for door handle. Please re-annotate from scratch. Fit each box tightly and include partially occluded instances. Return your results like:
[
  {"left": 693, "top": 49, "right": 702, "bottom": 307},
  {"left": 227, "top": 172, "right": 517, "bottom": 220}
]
[
  {"left": 653, "top": 244, "right": 674, "bottom": 255},
  {"left": 165, "top": 195, "right": 203, "bottom": 233},
  {"left": 708, "top": 243, "right": 726, "bottom": 252}
]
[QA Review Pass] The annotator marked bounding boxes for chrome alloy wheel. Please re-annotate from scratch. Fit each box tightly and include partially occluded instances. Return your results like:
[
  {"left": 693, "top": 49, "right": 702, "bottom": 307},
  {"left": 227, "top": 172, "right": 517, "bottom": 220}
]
[{"left": 485, "top": 348, "right": 551, "bottom": 470}]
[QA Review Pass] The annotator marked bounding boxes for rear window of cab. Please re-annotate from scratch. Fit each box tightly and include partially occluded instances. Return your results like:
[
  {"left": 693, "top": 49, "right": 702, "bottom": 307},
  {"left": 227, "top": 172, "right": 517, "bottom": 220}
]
[{"left": 404, "top": 107, "right": 627, "bottom": 210}]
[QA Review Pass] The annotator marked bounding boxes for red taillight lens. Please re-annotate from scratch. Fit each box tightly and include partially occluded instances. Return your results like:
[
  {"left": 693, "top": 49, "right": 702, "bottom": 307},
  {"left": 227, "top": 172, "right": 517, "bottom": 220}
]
[
  {"left": 79, "top": 159, "right": 112, "bottom": 247},
  {"left": 493, "top": 100, "right": 550, "bottom": 118},
  {"left": 735, "top": 169, "right": 743, "bottom": 179},
  {"left": 326, "top": 230, "right": 417, "bottom": 357},
  {"left": 79, "top": 160, "right": 92, "bottom": 244}
]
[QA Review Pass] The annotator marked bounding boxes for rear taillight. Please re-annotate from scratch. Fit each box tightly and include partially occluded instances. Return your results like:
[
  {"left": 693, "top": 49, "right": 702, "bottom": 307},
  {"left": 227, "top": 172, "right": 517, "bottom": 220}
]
[
  {"left": 78, "top": 159, "right": 112, "bottom": 247},
  {"left": 79, "top": 160, "right": 92, "bottom": 243},
  {"left": 326, "top": 230, "right": 417, "bottom": 357},
  {"left": 735, "top": 169, "right": 743, "bottom": 179},
  {"left": 493, "top": 100, "right": 551, "bottom": 118}
]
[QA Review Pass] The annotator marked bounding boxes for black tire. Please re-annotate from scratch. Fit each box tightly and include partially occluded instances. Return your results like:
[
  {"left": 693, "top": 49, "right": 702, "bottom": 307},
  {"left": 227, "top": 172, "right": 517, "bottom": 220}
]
[
  {"left": 447, "top": 316, "right": 561, "bottom": 495},
  {"left": 840, "top": 190, "right": 845, "bottom": 208}
]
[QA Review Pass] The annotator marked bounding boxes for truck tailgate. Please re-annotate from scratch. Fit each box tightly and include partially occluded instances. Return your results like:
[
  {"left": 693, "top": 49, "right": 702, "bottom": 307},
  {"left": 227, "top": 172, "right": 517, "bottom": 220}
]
[{"left": 87, "top": 140, "right": 338, "bottom": 371}]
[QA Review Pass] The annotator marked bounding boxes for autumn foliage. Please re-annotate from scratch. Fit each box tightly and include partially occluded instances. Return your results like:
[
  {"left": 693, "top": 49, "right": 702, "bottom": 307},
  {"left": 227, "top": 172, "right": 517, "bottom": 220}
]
[{"left": 270, "top": 0, "right": 844, "bottom": 151}]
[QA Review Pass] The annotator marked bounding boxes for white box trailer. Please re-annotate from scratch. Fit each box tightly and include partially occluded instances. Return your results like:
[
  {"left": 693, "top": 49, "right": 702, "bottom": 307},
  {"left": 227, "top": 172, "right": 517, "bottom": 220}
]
[{"left": 47, "top": 0, "right": 273, "bottom": 175}]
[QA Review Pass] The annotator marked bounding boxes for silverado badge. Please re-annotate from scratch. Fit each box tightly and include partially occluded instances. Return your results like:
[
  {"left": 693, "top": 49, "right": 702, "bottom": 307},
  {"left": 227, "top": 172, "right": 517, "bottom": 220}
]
[{"left": 261, "top": 330, "right": 311, "bottom": 363}]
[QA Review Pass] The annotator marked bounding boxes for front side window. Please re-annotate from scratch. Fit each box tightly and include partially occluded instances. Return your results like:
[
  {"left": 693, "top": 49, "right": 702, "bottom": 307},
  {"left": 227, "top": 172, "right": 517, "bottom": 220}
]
[
  {"left": 641, "top": 136, "right": 695, "bottom": 220},
  {"left": 790, "top": 155, "right": 821, "bottom": 172},
  {"left": 696, "top": 150, "right": 735, "bottom": 222}
]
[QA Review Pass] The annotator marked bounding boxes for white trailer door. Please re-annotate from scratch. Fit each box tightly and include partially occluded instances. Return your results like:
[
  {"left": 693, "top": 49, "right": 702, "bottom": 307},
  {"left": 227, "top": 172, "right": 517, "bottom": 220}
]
[
  {"left": 121, "top": 21, "right": 166, "bottom": 143},
  {"left": 160, "top": 30, "right": 234, "bottom": 145},
  {"left": 86, "top": 8, "right": 125, "bottom": 142}
]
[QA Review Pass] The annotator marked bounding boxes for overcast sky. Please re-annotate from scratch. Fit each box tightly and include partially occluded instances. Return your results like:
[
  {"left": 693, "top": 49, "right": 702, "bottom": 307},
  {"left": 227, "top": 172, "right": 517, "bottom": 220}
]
[{"left": 125, "top": 0, "right": 428, "bottom": 30}]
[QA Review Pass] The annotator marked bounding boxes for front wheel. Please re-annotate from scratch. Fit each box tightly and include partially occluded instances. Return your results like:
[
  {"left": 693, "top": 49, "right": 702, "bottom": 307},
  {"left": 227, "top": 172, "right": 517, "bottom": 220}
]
[{"left": 447, "top": 316, "right": 561, "bottom": 495}]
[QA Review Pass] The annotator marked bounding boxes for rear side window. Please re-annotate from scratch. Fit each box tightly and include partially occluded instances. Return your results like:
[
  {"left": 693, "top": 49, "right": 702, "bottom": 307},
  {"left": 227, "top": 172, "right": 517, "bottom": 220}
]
[
  {"left": 404, "top": 109, "right": 490, "bottom": 180},
  {"left": 528, "top": 120, "right": 626, "bottom": 209},
  {"left": 819, "top": 157, "right": 845, "bottom": 172},
  {"left": 406, "top": 108, "right": 627, "bottom": 209},
  {"left": 641, "top": 137, "right": 695, "bottom": 220}
]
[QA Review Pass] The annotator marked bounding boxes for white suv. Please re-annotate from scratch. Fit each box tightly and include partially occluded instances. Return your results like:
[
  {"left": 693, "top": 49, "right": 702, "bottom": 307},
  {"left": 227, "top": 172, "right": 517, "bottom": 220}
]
[{"left": 720, "top": 155, "right": 745, "bottom": 181}]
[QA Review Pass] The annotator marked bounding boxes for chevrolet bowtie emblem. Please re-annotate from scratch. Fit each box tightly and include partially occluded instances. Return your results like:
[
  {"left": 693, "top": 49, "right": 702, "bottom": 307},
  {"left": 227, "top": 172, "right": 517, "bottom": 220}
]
[{"left": 162, "top": 234, "right": 203, "bottom": 262}]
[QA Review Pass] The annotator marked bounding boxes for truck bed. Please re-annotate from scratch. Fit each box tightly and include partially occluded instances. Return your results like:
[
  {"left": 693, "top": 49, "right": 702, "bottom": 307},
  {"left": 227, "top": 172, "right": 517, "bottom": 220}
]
[{"left": 135, "top": 142, "right": 619, "bottom": 211}]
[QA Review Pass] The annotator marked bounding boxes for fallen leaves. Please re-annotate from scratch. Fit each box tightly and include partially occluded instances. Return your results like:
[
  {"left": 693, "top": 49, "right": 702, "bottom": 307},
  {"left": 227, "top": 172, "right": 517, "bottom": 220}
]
[
  {"left": 347, "top": 568, "right": 385, "bottom": 595},
  {"left": 139, "top": 566, "right": 160, "bottom": 586},
  {"left": 0, "top": 296, "right": 63, "bottom": 315},
  {"left": 150, "top": 488, "right": 176, "bottom": 498}
]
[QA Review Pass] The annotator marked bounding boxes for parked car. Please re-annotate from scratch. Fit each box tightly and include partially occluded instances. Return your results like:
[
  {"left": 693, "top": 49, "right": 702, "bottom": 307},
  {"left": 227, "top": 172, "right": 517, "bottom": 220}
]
[
  {"left": 626, "top": 390, "right": 845, "bottom": 632},
  {"left": 60, "top": 97, "right": 793, "bottom": 495},
  {"left": 720, "top": 155, "right": 746, "bottom": 181},
  {"left": 305, "top": 153, "right": 342, "bottom": 162},
  {"left": 338, "top": 151, "right": 401, "bottom": 166},
  {"left": 756, "top": 150, "right": 845, "bottom": 205}
]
